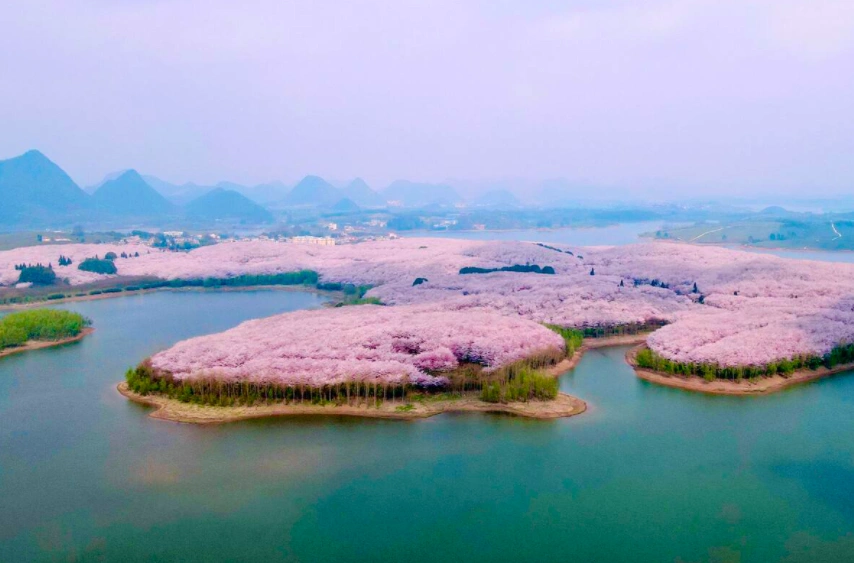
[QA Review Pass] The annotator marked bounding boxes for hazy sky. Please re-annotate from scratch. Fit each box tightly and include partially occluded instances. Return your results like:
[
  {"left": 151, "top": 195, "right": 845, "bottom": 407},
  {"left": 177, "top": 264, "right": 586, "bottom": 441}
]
[{"left": 2, "top": 0, "right": 853, "bottom": 197}]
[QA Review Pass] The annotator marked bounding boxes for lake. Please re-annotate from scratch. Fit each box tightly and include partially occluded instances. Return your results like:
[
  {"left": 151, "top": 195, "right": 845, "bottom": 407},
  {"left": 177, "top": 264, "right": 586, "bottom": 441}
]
[
  {"left": 405, "top": 224, "right": 854, "bottom": 265},
  {"left": 401, "top": 221, "right": 665, "bottom": 246},
  {"left": 3, "top": 290, "right": 854, "bottom": 561}
]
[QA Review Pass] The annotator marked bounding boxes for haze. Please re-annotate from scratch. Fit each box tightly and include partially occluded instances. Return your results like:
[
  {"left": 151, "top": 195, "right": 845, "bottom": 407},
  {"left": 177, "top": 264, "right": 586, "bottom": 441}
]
[{"left": 2, "top": 0, "right": 853, "bottom": 198}]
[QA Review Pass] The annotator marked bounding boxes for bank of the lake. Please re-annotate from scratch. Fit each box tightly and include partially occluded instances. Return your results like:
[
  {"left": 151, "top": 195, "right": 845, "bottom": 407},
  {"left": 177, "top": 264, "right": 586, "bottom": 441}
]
[
  {"left": 627, "top": 344, "right": 854, "bottom": 395},
  {"left": 117, "top": 382, "right": 585, "bottom": 423},
  {"left": 0, "top": 326, "right": 94, "bottom": 359},
  {"left": 0, "top": 280, "right": 346, "bottom": 311}
]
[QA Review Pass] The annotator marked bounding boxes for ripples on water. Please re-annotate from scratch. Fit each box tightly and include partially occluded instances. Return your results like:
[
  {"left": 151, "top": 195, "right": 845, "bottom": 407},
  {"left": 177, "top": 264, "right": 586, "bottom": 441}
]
[{"left": 1, "top": 244, "right": 854, "bottom": 561}]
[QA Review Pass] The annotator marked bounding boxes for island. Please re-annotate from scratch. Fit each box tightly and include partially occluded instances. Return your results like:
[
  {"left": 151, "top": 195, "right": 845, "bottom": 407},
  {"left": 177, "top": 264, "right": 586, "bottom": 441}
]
[
  {"left": 0, "top": 309, "right": 92, "bottom": 359},
  {"left": 120, "top": 306, "right": 588, "bottom": 423},
  {"left": 627, "top": 343, "right": 854, "bottom": 395}
]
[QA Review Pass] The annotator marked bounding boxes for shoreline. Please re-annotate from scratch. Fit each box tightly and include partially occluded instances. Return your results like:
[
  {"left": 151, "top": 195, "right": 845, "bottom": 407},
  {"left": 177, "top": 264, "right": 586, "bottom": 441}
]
[
  {"left": 117, "top": 333, "right": 654, "bottom": 425},
  {"left": 0, "top": 327, "right": 94, "bottom": 359},
  {"left": 0, "top": 283, "right": 337, "bottom": 311},
  {"left": 626, "top": 345, "right": 854, "bottom": 395},
  {"left": 641, "top": 237, "right": 852, "bottom": 255},
  {"left": 118, "top": 333, "right": 653, "bottom": 425},
  {"left": 117, "top": 382, "right": 586, "bottom": 424},
  {"left": 545, "top": 333, "right": 650, "bottom": 376}
]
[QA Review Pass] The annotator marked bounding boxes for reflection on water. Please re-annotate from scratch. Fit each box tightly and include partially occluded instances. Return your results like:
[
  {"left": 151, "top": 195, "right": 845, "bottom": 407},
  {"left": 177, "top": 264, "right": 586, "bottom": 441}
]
[{"left": 2, "top": 292, "right": 854, "bottom": 561}]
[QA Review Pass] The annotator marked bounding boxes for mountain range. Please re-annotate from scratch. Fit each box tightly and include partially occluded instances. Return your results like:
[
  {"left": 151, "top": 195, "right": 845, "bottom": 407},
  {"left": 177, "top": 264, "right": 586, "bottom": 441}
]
[
  {"left": 0, "top": 148, "right": 532, "bottom": 229},
  {"left": 0, "top": 151, "right": 275, "bottom": 227},
  {"left": 0, "top": 150, "right": 90, "bottom": 225}
]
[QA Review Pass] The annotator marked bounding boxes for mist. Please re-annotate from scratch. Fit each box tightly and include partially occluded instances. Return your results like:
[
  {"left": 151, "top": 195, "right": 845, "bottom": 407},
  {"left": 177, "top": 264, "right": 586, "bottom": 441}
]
[{"left": 2, "top": 0, "right": 853, "bottom": 198}]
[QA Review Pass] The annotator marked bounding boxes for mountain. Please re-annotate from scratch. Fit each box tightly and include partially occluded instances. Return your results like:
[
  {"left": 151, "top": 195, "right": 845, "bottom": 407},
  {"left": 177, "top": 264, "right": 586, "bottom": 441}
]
[
  {"left": 218, "top": 180, "right": 290, "bottom": 204},
  {"left": 382, "top": 180, "right": 462, "bottom": 207},
  {"left": 473, "top": 189, "right": 521, "bottom": 208},
  {"left": 85, "top": 169, "right": 130, "bottom": 194},
  {"left": 283, "top": 175, "right": 341, "bottom": 206},
  {"left": 330, "top": 197, "right": 361, "bottom": 213},
  {"left": 0, "top": 150, "right": 90, "bottom": 224},
  {"left": 143, "top": 175, "right": 213, "bottom": 205},
  {"left": 185, "top": 188, "right": 274, "bottom": 223},
  {"left": 342, "top": 178, "right": 384, "bottom": 207},
  {"left": 92, "top": 170, "right": 175, "bottom": 216}
]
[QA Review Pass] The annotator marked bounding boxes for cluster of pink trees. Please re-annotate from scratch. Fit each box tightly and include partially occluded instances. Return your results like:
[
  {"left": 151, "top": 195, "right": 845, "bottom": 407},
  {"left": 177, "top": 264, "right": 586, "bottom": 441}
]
[
  {"left": 369, "top": 270, "right": 694, "bottom": 327},
  {"left": 0, "top": 243, "right": 150, "bottom": 286},
  {"left": 7, "top": 237, "right": 854, "bottom": 370},
  {"left": 150, "top": 305, "right": 565, "bottom": 387}
]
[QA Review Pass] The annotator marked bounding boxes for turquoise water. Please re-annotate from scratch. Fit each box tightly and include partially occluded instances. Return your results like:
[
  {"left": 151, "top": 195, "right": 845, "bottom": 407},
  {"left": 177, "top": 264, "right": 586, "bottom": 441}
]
[{"left": 2, "top": 291, "right": 854, "bottom": 561}]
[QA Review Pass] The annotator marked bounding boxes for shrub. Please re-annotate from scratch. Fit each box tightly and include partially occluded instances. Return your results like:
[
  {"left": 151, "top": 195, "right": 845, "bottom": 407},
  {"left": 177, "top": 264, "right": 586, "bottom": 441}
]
[
  {"left": 17, "top": 264, "right": 57, "bottom": 286},
  {"left": 78, "top": 257, "right": 117, "bottom": 275},
  {"left": 459, "top": 264, "right": 555, "bottom": 275}
]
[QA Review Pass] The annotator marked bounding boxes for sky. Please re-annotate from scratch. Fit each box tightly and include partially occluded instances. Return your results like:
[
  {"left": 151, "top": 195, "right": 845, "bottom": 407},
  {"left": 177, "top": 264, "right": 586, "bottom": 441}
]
[{"left": 2, "top": 0, "right": 854, "bottom": 198}]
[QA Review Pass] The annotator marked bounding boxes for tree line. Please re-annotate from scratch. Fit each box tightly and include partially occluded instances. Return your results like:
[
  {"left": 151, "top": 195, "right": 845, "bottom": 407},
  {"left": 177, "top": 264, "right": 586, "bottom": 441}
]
[{"left": 635, "top": 343, "right": 854, "bottom": 381}]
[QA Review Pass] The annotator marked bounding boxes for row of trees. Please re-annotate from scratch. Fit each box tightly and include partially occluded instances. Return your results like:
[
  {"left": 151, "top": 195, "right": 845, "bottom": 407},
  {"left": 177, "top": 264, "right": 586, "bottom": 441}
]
[
  {"left": 635, "top": 343, "right": 854, "bottom": 381},
  {"left": 460, "top": 264, "right": 556, "bottom": 275},
  {"left": 579, "top": 320, "right": 667, "bottom": 338}
]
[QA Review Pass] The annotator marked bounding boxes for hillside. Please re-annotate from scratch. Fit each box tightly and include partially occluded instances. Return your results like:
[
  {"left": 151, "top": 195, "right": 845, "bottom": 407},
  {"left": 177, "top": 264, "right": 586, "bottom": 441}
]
[
  {"left": 185, "top": 188, "right": 274, "bottom": 223},
  {"left": 0, "top": 150, "right": 90, "bottom": 224},
  {"left": 342, "top": 178, "right": 384, "bottom": 207},
  {"left": 283, "top": 175, "right": 341, "bottom": 206},
  {"left": 92, "top": 170, "right": 175, "bottom": 216},
  {"left": 474, "top": 189, "right": 521, "bottom": 208},
  {"left": 143, "top": 175, "right": 213, "bottom": 205},
  {"left": 383, "top": 180, "right": 462, "bottom": 207}
]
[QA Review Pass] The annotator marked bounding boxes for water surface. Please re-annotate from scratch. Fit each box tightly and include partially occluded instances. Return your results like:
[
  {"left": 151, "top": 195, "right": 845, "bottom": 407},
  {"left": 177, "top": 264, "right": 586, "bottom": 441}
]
[
  {"left": 2, "top": 291, "right": 854, "bottom": 562},
  {"left": 401, "top": 222, "right": 664, "bottom": 246}
]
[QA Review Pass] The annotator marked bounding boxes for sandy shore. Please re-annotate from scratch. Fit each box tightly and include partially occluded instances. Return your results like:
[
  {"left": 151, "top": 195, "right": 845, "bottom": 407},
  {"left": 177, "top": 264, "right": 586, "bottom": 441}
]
[
  {"left": 0, "top": 327, "right": 94, "bottom": 359},
  {"left": 117, "top": 382, "right": 586, "bottom": 424},
  {"left": 626, "top": 345, "right": 854, "bottom": 395}
]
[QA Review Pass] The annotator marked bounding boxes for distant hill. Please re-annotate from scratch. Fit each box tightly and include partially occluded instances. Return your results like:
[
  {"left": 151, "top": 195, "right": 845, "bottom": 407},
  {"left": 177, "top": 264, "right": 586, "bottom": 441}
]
[
  {"left": 0, "top": 150, "right": 90, "bottom": 225},
  {"left": 330, "top": 197, "right": 361, "bottom": 213},
  {"left": 283, "top": 175, "right": 341, "bottom": 206},
  {"left": 474, "top": 189, "right": 521, "bottom": 208},
  {"left": 143, "top": 175, "right": 213, "bottom": 205},
  {"left": 218, "top": 180, "right": 290, "bottom": 204},
  {"left": 759, "top": 206, "right": 790, "bottom": 216},
  {"left": 92, "top": 170, "right": 175, "bottom": 217},
  {"left": 85, "top": 169, "right": 130, "bottom": 194},
  {"left": 342, "top": 178, "right": 384, "bottom": 207},
  {"left": 383, "top": 180, "right": 462, "bottom": 207},
  {"left": 185, "top": 188, "right": 274, "bottom": 223}
]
